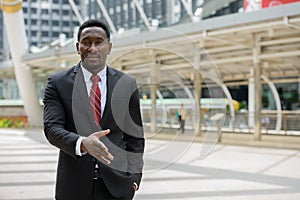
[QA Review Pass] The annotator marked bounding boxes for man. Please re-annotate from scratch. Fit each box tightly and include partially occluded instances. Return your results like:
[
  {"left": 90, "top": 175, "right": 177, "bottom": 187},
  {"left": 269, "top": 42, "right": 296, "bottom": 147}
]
[
  {"left": 43, "top": 19, "right": 144, "bottom": 200},
  {"left": 179, "top": 104, "right": 187, "bottom": 134}
]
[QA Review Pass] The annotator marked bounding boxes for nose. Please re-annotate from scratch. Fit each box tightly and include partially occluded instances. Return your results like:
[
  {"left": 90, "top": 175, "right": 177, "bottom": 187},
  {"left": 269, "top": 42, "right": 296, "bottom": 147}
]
[{"left": 88, "top": 42, "right": 97, "bottom": 52}]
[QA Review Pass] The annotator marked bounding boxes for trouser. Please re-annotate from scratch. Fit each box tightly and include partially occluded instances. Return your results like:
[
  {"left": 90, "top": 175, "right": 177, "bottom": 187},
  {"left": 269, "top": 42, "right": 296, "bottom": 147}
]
[
  {"left": 93, "top": 178, "right": 135, "bottom": 200},
  {"left": 180, "top": 120, "right": 185, "bottom": 133}
]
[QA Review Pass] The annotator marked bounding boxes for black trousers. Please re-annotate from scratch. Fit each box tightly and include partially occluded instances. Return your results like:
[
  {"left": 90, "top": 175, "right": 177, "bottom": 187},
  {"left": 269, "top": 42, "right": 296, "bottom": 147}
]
[{"left": 93, "top": 178, "right": 135, "bottom": 200}]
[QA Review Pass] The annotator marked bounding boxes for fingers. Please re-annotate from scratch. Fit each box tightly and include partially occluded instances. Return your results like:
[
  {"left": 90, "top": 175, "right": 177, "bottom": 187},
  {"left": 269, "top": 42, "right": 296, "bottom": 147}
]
[
  {"left": 94, "top": 141, "right": 114, "bottom": 163},
  {"left": 98, "top": 155, "right": 113, "bottom": 165},
  {"left": 82, "top": 129, "right": 114, "bottom": 164},
  {"left": 94, "top": 129, "right": 110, "bottom": 138}
]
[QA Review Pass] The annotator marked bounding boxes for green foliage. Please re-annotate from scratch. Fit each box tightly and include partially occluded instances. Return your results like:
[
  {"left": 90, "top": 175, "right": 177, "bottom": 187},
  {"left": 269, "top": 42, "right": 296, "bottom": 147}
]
[
  {"left": 0, "top": 116, "right": 28, "bottom": 128},
  {"left": 239, "top": 101, "right": 247, "bottom": 110}
]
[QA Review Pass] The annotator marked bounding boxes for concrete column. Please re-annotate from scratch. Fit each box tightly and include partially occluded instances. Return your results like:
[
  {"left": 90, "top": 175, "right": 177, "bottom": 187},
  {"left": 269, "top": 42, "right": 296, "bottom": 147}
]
[
  {"left": 248, "top": 68, "right": 255, "bottom": 129},
  {"left": 194, "top": 71, "right": 202, "bottom": 135},
  {"left": 150, "top": 50, "right": 158, "bottom": 133},
  {"left": 193, "top": 44, "right": 202, "bottom": 135},
  {"left": 253, "top": 34, "right": 262, "bottom": 141},
  {"left": 2, "top": 0, "right": 43, "bottom": 127}
]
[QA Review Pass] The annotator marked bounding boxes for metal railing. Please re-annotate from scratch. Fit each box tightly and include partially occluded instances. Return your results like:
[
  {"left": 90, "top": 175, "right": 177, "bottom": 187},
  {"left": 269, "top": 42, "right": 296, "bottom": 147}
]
[{"left": 142, "top": 108, "right": 300, "bottom": 135}]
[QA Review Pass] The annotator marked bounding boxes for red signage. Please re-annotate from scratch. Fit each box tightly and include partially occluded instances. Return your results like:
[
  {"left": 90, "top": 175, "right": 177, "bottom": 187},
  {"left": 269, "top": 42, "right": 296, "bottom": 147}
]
[{"left": 262, "top": 0, "right": 300, "bottom": 8}]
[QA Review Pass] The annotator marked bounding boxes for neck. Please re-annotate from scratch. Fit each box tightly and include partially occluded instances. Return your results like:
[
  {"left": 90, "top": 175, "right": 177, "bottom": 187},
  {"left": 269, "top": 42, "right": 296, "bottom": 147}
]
[{"left": 82, "top": 62, "right": 105, "bottom": 75}]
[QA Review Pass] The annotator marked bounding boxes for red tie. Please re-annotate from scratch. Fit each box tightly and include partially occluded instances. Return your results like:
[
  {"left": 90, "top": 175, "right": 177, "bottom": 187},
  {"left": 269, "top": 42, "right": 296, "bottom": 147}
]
[{"left": 90, "top": 74, "right": 101, "bottom": 127}]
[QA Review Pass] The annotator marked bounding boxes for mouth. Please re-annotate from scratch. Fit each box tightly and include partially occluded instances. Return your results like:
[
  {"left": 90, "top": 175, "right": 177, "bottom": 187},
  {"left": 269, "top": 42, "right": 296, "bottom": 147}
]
[{"left": 85, "top": 56, "right": 100, "bottom": 61}]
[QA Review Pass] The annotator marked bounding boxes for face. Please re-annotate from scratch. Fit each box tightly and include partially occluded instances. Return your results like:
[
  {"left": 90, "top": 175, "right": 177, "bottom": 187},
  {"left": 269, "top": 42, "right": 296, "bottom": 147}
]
[{"left": 76, "top": 26, "right": 112, "bottom": 74}]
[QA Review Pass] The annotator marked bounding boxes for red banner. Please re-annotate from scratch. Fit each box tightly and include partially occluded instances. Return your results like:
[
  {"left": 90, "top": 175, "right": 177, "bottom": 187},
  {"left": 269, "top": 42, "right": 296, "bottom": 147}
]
[{"left": 262, "top": 0, "right": 300, "bottom": 8}]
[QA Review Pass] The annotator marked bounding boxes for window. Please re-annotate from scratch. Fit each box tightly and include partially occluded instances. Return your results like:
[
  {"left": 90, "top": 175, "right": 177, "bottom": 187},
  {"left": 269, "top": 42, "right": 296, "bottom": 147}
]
[
  {"left": 62, "top": 10, "right": 69, "bottom": 15},
  {"left": 73, "top": 21, "right": 80, "bottom": 27},
  {"left": 123, "top": 3, "right": 128, "bottom": 11},
  {"left": 109, "top": 8, "right": 114, "bottom": 15},
  {"left": 42, "top": 20, "right": 49, "bottom": 25},
  {"left": 53, "top": 32, "right": 59, "bottom": 37},
  {"left": 31, "top": 31, "right": 37, "bottom": 36},
  {"left": 73, "top": 21, "right": 80, "bottom": 26},
  {"left": 31, "top": 19, "right": 37, "bottom": 25},
  {"left": 52, "top": 21, "right": 59, "bottom": 26},
  {"left": 42, "top": 31, "right": 49, "bottom": 37},
  {"left": 31, "top": 8, "right": 37, "bottom": 14},
  {"left": 63, "top": 21, "right": 69, "bottom": 26},
  {"left": 116, "top": 5, "right": 121, "bottom": 13},
  {"left": 52, "top": 10, "right": 59, "bottom": 16},
  {"left": 41, "top": 9, "right": 49, "bottom": 15}
]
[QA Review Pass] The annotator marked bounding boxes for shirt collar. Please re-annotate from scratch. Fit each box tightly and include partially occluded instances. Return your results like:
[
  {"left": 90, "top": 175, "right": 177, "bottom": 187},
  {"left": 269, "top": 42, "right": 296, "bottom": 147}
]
[{"left": 81, "top": 64, "right": 107, "bottom": 83}]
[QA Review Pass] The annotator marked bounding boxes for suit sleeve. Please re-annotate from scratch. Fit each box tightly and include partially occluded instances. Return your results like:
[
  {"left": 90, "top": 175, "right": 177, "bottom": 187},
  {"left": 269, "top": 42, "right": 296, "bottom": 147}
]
[
  {"left": 43, "top": 74, "right": 79, "bottom": 158},
  {"left": 123, "top": 78, "right": 145, "bottom": 187}
]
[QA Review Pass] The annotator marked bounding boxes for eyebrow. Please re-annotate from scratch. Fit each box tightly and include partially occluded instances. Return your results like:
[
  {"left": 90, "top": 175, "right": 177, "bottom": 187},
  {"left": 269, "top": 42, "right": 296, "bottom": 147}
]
[{"left": 80, "top": 35, "right": 106, "bottom": 41}]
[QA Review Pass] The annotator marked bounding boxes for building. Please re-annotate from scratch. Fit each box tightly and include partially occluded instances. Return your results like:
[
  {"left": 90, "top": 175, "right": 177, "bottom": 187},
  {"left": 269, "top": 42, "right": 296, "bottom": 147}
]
[
  {"left": 84, "top": 0, "right": 204, "bottom": 32},
  {"left": 0, "top": 0, "right": 81, "bottom": 63},
  {"left": 202, "top": 0, "right": 244, "bottom": 19},
  {"left": 0, "top": 0, "right": 82, "bottom": 99},
  {"left": 23, "top": 0, "right": 81, "bottom": 47}
]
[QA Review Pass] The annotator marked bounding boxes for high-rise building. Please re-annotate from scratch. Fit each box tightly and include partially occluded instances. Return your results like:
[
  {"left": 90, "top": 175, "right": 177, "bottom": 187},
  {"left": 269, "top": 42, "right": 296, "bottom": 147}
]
[
  {"left": 22, "top": 0, "right": 81, "bottom": 47},
  {"left": 202, "top": 0, "right": 243, "bottom": 19},
  {"left": 0, "top": 10, "right": 8, "bottom": 62},
  {"left": 0, "top": 0, "right": 82, "bottom": 63},
  {"left": 0, "top": 0, "right": 82, "bottom": 99},
  {"left": 84, "top": 0, "right": 203, "bottom": 32}
]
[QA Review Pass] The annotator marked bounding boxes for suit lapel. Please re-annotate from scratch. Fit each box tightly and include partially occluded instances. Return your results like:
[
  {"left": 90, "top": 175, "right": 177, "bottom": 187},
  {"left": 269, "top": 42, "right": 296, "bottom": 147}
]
[
  {"left": 100, "top": 67, "right": 117, "bottom": 127},
  {"left": 72, "top": 63, "right": 98, "bottom": 135}
]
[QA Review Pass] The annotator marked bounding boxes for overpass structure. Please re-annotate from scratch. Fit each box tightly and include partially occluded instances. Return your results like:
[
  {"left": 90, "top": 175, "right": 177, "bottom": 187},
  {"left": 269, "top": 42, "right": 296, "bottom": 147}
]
[{"left": 2, "top": 2, "right": 300, "bottom": 140}]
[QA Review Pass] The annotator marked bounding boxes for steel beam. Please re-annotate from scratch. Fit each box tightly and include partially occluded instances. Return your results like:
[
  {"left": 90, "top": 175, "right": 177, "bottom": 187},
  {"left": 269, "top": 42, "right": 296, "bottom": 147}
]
[
  {"left": 132, "top": 0, "right": 151, "bottom": 29},
  {"left": 68, "top": 0, "right": 83, "bottom": 23},
  {"left": 96, "top": 0, "right": 117, "bottom": 34}
]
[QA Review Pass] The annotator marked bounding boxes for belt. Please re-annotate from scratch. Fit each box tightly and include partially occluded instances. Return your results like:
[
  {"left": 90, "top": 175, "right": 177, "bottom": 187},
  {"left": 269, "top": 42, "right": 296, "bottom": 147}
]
[
  {"left": 93, "top": 158, "right": 101, "bottom": 180},
  {"left": 93, "top": 169, "right": 101, "bottom": 180}
]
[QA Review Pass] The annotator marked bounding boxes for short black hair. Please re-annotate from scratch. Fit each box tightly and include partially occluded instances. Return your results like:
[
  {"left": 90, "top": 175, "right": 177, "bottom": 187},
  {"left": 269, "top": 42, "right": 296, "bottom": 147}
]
[{"left": 77, "top": 19, "right": 110, "bottom": 42}]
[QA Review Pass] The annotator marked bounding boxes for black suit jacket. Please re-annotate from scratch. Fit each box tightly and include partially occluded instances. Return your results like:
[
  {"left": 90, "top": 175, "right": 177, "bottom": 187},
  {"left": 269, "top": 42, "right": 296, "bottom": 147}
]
[{"left": 43, "top": 63, "right": 144, "bottom": 200}]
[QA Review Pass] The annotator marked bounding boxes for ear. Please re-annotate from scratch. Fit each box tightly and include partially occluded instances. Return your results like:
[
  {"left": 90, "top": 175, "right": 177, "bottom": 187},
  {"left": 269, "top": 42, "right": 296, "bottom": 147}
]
[
  {"left": 76, "top": 42, "right": 80, "bottom": 54},
  {"left": 108, "top": 42, "right": 112, "bottom": 55}
]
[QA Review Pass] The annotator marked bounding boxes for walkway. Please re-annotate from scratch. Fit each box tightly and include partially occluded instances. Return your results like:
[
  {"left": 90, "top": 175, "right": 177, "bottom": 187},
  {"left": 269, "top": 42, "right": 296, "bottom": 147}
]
[{"left": 0, "top": 128, "right": 299, "bottom": 200}]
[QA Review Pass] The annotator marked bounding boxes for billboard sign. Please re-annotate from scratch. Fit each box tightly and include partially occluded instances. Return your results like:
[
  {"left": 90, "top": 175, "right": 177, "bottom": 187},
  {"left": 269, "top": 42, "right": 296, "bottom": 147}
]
[
  {"left": 244, "top": 0, "right": 300, "bottom": 11},
  {"left": 262, "top": 0, "right": 300, "bottom": 8}
]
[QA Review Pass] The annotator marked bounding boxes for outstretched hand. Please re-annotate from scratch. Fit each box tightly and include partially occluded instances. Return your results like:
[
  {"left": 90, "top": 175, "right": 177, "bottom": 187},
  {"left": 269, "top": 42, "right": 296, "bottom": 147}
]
[{"left": 81, "top": 129, "right": 114, "bottom": 164}]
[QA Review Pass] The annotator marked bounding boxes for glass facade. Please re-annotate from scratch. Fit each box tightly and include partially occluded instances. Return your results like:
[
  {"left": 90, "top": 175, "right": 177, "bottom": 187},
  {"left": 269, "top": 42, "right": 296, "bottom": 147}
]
[
  {"left": 22, "top": 0, "right": 80, "bottom": 47},
  {"left": 85, "top": 0, "right": 199, "bottom": 31}
]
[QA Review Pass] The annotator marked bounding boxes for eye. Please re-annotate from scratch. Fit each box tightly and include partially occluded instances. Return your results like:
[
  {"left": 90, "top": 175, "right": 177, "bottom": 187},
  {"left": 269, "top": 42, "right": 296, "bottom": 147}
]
[
  {"left": 81, "top": 41, "right": 90, "bottom": 46},
  {"left": 95, "top": 40, "right": 103, "bottom": 45}
]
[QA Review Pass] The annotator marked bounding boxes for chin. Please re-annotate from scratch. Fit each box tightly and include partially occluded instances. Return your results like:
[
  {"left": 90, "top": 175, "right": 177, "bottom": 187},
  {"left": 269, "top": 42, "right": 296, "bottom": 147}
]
[{"left": 82, "top": 62, "right": 103, "bottom": 72}]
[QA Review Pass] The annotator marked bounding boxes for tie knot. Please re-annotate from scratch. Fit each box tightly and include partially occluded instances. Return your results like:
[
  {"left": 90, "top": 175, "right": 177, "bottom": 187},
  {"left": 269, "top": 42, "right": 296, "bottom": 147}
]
[{"left": 91, "top": 75, "right": 101, "bottom": 84}]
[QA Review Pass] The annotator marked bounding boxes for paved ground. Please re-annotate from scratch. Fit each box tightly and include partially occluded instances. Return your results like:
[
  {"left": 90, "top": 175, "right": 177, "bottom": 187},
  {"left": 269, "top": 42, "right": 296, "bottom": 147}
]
[{"left": 0, "top": 128, "right": 299, "bottom": 200}]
